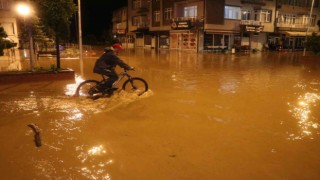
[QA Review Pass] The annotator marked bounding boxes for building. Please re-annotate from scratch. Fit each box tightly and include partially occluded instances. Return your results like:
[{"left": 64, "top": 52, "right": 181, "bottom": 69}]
[
  {"left": 0, "top": 0, "right": 19, "bottom": 48},
  {"left": 273, "top": 0, "right": 320, "bottom": 50},
  {"left": 112, "top": 7, "right": 135, "bottom": 48},
  {"left": 115, "top": 0, "right": 320, "bottom": 52}
]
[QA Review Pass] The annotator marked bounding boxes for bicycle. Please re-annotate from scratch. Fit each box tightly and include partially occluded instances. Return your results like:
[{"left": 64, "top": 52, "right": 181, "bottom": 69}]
[{"left": 74, "top": 69, "right": 148, "bottom": 98}]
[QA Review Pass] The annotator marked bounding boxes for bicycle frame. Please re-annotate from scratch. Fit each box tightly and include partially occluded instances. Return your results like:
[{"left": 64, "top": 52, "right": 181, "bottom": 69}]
[{"left": 101, "top": 70, "right": 132, "bottom": 88}]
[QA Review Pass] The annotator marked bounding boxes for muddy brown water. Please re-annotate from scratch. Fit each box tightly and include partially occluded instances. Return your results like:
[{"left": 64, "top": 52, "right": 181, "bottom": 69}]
[{"left": 0, "top": 50, "right": 320, "bottom": 179}]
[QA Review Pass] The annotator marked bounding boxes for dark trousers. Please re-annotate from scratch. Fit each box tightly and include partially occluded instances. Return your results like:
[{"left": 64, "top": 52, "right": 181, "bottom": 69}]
[{"left": 94, "top": 68, "right": 118, "bottom": 89}]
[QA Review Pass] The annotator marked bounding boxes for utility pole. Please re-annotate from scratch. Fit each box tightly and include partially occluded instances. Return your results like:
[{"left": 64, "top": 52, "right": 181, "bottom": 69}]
[
  {"left": 303, "top": 0, "right": 315, "bottom": 56},
  {"left": 78, "top": 0, "right": 83, "bottom": 75}
]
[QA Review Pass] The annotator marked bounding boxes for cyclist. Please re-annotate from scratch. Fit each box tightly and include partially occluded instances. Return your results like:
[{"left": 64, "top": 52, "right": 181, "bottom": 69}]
[{"left": 93, "top": 43, "right": 133, "bottom": 93}]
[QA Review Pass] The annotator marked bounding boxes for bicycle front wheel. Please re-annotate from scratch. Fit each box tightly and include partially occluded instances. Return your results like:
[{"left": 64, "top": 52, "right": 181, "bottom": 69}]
[
  {"left": 75, "top": 80, "right": 99, "bottom": 97},
  {"left": 122, "top": 77, "right": 148, "bottom": 96}
]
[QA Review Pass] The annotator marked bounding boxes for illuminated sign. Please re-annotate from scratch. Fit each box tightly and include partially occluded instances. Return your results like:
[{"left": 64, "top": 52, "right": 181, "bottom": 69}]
[
  {"left": 243, "top": 25, "right": 264, "bottom": 33},
  {"left": 116, "top": 29, "right": 126, "bottom": 34},
  {"left": 171, "top": 21, "right": 191, "bottom": 30}
]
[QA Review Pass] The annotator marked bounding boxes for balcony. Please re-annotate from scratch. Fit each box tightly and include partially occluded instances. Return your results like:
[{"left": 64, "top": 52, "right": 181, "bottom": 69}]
[
  {"left": 137, "top": 23, "right": 149, "bottom": 30},
  {"left": 277, "top": 23, "right": 308, "bottom": 29},
  {"left": 171, "top": 16, "right": 204, "bottom": 29},
  {"left": 172, "top": 16, "right": 204, "bottom": 23},
  {"left": 240, "top": 20, "right": 262, "bottom": 26}
]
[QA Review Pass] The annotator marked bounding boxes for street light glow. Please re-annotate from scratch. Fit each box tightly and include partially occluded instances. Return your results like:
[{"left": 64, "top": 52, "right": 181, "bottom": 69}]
[{"left": 16, "top": 4, "right": 31, "bottom": 16}]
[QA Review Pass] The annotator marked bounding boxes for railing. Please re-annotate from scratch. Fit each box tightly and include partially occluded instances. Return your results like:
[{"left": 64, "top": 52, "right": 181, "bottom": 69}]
[
  {"left": 276, "top": 23, "right": 308, "bottom": 28},
  {"left": 137, "top": 23, "right": 149, "bottom": 29},
  {"left": 172, "top": 16, "right": 204, "bottom": 23},
  {"left": 240, "top": 20, "right": 262, "bottom": 26}
]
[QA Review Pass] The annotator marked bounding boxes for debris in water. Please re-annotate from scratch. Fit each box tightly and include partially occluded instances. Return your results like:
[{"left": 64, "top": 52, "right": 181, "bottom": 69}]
[{"left": 27, "top": 123, "right": 41, "bottom": 147}]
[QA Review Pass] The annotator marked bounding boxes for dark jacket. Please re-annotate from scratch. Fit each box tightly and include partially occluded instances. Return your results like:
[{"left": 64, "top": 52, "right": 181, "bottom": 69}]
[{"left": 93, "top": 50, "right": 130, "bottom": 73}]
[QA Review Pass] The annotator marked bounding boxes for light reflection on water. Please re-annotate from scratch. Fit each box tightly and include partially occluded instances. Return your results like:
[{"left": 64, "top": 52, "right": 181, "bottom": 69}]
[
  {"left": 65, "top": 75, "right": 85, "bottom": 96},
  {"left": 288, "top": 92, "right": 320, "bottom": 140},
  {"left": 76, "top": 145, "right": 113, "bottom": 180}
]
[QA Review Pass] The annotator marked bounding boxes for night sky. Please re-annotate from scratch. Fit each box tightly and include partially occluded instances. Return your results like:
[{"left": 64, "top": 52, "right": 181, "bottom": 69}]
[{"left": 72, "top": 0, "right": 127, "bottom": 42}]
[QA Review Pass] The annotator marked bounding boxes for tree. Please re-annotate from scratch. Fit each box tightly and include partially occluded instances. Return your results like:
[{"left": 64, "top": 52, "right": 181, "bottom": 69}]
[
  {"left": 18, "top": 16, "right": 52, "bottom": 51},
  {"left": 305, "top": 33, "right": 320, "bottom": 55},
  {"left": 34, "top": 0, "right": 77, "bottom": 69},
  {"left": 0, "top": 26, "right": 17, "bottom": 56}
]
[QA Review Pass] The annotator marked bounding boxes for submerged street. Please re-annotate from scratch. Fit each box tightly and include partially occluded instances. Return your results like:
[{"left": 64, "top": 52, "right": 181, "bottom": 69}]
[{"left": 0, "top": 50, "right": 320, "bottom": 179}]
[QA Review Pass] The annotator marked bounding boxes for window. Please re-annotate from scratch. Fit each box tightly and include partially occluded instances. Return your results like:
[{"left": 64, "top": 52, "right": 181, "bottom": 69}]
[
  {"left": 224, "top": 6, "right": 240, "bottom": 20},
  {"left": 241, "top": 10, "right": 251, "bottom": 20},
  {"left": 164, "top": 8, "right": 173, "bottom": 20},
  {"left": 184, "top": 6, "right": 197, "bottom": 17},
  {"left": 132, "top": 16, "right": 149, "bottom": 27},
  {"left": 0, "top": 0, "right": 9, "bottom": 9},
  {"left": 133, "top": 0, "right": 141, "bottom": 9},
  {"left": 132, "top": 16, "right": 140, "bottom": 26},
  {"left": 0, "top": 23, "right": 14, "bottom": 35},
  {"left": 154, "top": 11, "right": 160, "bottom": 22},
  {"left": 254, "top": 10, "right": 272, "bottom": 22}
]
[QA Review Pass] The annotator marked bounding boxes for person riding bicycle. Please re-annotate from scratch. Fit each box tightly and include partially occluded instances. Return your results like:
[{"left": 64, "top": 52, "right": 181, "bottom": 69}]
[{"left": 93, "top": 43, "right": 133, "bottom": 93}]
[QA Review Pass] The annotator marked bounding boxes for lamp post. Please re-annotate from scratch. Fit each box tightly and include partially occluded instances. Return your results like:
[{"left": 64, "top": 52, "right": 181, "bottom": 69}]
[
  {"left": 16, "top": 2, "right": 35, "bottom": 70},
  {"left": 303, "top": 0, "right": 315, "bottom": 56},
  {"left": 78, "top": 0, "right": 83, "bottom": 75}
]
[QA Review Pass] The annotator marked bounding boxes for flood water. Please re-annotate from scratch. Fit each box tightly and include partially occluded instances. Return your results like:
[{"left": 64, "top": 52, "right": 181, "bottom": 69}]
[{"left": 1, "top": 49, "right": 320, "bottom": 179}]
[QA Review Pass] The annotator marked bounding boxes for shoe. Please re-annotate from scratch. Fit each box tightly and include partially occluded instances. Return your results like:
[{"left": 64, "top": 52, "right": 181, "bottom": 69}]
[
  {"left": 91, "top": 95, "right": 101, "bottom": 100},
  {"left": 103, "top": 88, "right": 113, "bottom": 95},
  {"left": 89, "top": 87, "right": 100, "bottom": 94}
]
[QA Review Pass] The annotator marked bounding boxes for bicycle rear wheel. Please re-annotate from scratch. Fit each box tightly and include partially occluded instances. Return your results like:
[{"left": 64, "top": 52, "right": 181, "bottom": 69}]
[
  {"left": 122, "top": 77, "right": 148, "bottom": 96},
  {"left": 75, "top": 80, "right": 99, "bottom": 97}
]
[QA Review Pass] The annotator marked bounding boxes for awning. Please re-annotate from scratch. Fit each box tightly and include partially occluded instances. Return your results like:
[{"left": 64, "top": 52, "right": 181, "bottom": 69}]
[
  {"left": 284, "top": 31, "right": 320, "bottom": 36},
  {"left": 205, "top": 30, "right": 240, "bottom": 35},
  {"left": 131, "top": 29, "right": 150, "bottom": 34}
]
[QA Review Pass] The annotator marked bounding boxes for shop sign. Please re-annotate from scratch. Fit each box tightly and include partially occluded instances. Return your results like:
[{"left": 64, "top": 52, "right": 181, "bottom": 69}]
[
  {"left": 171, "top": 21, "right": 191, "bottom": 30},
  {"left": 116, "top": 29, "right": 126, "bottom": 34},
  {"left": 244, "top": 26, "right": 264, "bottom": 33}
]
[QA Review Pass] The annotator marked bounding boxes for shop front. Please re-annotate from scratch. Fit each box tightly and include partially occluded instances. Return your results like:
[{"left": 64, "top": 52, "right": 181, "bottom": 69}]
[
  {"left": 240, "top": 23, "right": 265, "bottom": 51},
  {"left": 203, "top": 32, "right": 239, "bottom": 52},
  {"left": 169, "top": 19, "right": 203, "bottom": 52}
]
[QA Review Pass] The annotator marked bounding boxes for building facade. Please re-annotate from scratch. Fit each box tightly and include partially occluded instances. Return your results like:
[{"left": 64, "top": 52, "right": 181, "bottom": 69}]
[
  {"left": 115, "top": 0, "right": 320, "bottom": 52},
  {"left": 112, "top": 7, "right": 134, "bottom": 48},
  {"left": 274, "top": 0, "right": 320, "bottom": 50},
  {"left": 0, "top": 0, "right": 19, "bottom": 47}
]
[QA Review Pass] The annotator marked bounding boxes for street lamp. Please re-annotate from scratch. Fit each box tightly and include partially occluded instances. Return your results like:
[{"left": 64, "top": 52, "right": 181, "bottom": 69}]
[
  {"left": 16, "top": 2, "right": 35, "bottom": 70},
  {"left": 303, "top": 0, "right": 315, "bottom": 56}
]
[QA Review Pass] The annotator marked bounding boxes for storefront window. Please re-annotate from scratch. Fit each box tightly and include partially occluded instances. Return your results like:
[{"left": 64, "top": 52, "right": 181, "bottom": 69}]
[{"left": 214, "top": 34, "right": 223, "bottom": 46}]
